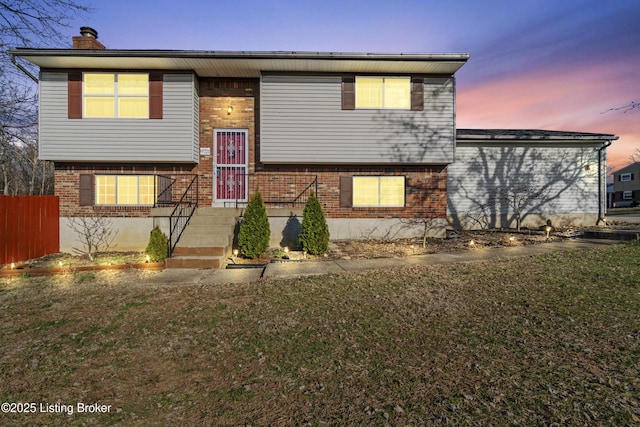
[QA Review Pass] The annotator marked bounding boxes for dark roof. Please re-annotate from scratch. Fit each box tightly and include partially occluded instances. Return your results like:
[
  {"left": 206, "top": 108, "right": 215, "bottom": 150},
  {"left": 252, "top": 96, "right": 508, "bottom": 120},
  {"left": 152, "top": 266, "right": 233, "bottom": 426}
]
[
  {"left": 457, "top": 129, "right": 618, "bottom": 141},
  {"left": 611, "top": 162, "right": 640, "bottom": 174}
]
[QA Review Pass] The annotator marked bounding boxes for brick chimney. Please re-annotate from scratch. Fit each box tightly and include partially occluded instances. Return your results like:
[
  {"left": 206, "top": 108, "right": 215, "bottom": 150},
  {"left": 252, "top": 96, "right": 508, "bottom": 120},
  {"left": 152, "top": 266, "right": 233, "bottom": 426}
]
[{"left": 72, "top": 27, "right": 105, "bottom": 49}]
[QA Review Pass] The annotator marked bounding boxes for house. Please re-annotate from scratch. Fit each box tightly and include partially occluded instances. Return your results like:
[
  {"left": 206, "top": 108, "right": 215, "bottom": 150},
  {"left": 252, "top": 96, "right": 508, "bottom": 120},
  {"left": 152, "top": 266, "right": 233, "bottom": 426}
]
[
  {"left": 611, "top": 162, "right": 640, "bottom": 207},
  {"left": 448, "top": 129, "right": 615, "bottom": 229},
  {"left": 9, "top": 28, "right": 617, "bottom": 266}
]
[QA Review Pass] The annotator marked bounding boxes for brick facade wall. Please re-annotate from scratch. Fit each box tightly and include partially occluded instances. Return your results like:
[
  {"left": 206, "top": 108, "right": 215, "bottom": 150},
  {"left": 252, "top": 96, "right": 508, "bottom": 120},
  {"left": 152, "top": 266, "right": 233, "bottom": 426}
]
[
  {"left": 55, "top": 164, "right": 197, "bottom": 217},
  {"left": 255, "top": 165, "right": 447, "bottom": 219},
  {"left": 55, "top": 77, "right": 448, "bottom": 221},
  {"left": 194, "top": 78, "right": 258, "bottom": 207}
]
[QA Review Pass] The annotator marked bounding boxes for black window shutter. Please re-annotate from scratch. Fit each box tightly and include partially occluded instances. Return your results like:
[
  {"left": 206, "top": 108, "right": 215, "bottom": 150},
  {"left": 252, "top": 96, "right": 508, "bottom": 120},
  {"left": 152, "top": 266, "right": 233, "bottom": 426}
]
[
  {"left": 618, "top": 175, "right": 621, "bottom": 181},
  {"left": 411, "top": 77, "right": 424, "bottom": 111},
  {"left": 340, "top": 176, "right": 353, "bottom": 207},
  {"left": 79, "top": 174, "right": 94, "bottom": 206},
  {"left": 632, "top": 173, "right": 635, "bottom": 181},
  {"left": 341, "top": 76, "right": 355, "bottom": 110}
]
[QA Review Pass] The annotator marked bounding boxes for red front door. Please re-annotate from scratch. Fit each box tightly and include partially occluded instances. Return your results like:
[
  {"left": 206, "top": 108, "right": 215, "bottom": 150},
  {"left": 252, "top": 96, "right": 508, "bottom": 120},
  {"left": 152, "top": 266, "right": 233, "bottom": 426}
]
[{"left": 214, "top": 129, "right": 248, "bottom": 203}]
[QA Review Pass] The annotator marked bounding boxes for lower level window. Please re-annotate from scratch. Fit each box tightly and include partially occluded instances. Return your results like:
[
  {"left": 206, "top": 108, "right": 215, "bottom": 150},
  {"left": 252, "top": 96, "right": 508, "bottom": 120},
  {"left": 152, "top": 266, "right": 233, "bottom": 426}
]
[
  {"left": 623, "top": 190, "right": 633, "bottom": 200},
  {"left": 353, "top": 176, "right": 405, "bottom": 207},
  {"left": 96, "top": 175, "right": 156, "bottom": 205}
]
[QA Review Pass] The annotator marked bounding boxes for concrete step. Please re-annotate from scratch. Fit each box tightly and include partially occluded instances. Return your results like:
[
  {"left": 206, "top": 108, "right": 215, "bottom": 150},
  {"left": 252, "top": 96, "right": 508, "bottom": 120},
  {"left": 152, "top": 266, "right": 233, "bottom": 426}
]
[
  {"left": 165, "top": 255, "right": 226, "bottom": 269},
  {"left": 186, "top": 223, "right": 236, "bottom": 232},
  {"left": 178, "top": 233, "right": 232, "bottom": 248},
  {"left": 195, "top": 207, "right": 242, "bottom": 217},
  {"left": 172, "top": 246, "right": 228, "bottom": 257},
  {"left": 188, "top": 215, "right": 237, "bottom": 225},
  {"left": 167, "top": 207, "right": 239, "bottom": 269}
]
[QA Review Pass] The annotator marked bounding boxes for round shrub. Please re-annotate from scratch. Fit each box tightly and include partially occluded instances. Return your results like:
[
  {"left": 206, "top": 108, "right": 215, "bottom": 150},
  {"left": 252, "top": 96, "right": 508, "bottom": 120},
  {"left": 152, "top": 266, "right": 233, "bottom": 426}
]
[{"left": 145, "top": 226, "right": 169, "bottom": 262}]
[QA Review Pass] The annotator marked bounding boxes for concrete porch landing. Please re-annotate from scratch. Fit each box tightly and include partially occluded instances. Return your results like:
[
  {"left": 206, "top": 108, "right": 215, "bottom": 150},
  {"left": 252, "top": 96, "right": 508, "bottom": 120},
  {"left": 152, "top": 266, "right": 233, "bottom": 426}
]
[{"left": 165, "top": 208, "right": 240, "bottom": 269}]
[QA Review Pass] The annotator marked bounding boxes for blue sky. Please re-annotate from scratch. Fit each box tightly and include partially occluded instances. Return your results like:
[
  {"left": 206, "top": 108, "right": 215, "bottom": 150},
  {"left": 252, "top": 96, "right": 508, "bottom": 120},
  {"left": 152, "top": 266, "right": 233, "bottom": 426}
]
[{"left": 63, "top": 0, "right": 640, "bottom": 170}]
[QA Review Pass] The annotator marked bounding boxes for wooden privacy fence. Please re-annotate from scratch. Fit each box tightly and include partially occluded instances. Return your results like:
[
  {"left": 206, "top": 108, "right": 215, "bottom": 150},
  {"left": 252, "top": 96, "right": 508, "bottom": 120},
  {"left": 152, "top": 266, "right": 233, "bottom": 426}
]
[{"left": 1, "top": 195, "right": 59, "bottom": 265}]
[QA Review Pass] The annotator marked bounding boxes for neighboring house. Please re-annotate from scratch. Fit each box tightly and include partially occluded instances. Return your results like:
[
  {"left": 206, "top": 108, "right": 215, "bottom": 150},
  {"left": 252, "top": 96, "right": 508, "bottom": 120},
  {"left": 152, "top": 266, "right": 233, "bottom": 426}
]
[
  {"left": 448, "top": 130, "right": 615, "bottom": 229},
  {"left": 607, "top": 183, "right": 614, "bottom": 209},
  {"left": 9, "top": 28, "right": 618, "bottom": 260},
  {"left": 611, "top": 162, "right": 640, "bottom": 207}
]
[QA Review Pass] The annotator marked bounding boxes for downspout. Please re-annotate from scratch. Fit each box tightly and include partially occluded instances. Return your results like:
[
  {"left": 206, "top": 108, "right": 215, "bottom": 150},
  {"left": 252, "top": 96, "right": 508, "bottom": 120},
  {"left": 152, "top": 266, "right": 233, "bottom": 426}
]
[
  {"left": 9, "top": 53, "right": 39, "bottom": 83},
  {"left": 596, "top": 140, "right": 613, "bottom": 226}
]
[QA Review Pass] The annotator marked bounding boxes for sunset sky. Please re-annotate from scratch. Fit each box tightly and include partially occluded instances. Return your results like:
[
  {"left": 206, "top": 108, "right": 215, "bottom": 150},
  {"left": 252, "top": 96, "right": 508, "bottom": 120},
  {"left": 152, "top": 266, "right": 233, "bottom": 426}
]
[{"left": 63, "top": 0, "right": 640, "bottom": 172}]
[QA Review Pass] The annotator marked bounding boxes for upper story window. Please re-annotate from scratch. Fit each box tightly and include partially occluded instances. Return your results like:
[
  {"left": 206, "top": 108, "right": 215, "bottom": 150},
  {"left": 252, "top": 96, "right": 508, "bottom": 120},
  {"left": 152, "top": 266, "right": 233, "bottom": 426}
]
[
  {"left": 355, "top": 77, "right": 410, "bottom": 109},
  {"left": 84, "top": 73, "right": 149, "bottom": 118},
  {"left": 619, "top": 173, "right": 633, "bottom": 182},
  {"left": 69, "top": 71, "right": 162, "bottom": 120}
]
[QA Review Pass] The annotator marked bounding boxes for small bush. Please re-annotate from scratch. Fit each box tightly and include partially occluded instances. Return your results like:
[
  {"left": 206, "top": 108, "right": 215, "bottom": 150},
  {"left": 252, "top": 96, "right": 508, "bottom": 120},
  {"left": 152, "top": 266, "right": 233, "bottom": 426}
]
[
  {"left": 299, "top": 191, "right": 330, "bottom": 255},
  {"left": 238, "top": 191, "right": 271, "bottom": 259},
  {"left": 145, "top": 226, "right": 169, "bottom": 262}
]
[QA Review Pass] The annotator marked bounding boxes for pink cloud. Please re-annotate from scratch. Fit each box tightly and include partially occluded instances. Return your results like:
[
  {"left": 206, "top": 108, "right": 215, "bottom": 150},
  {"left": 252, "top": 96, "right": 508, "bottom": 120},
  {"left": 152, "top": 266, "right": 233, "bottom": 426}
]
[{"left": 457, "top": 61, "right": 640, "bottom": 172}]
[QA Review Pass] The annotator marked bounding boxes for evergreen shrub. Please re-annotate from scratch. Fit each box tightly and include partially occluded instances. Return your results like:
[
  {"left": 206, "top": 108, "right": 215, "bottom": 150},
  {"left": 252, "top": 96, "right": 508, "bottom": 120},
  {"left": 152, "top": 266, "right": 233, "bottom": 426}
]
[
  {"left": 299, "top": 191, "right": 330, "bottom": 255},
  {"left": 238, "top": 191, "right": 270, "bottom": 259},
  {"left": 145, "top": 226, "right": 169, "bottom": 262}
]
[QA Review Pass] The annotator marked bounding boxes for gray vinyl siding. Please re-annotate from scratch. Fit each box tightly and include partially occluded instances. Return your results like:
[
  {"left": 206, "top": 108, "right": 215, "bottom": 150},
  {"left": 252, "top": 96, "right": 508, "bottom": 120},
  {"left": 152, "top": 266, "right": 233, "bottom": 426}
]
[
  {"left": 39, "top": 72, "right": 198, "bottom": 163},
  {"left": 260, "top": 74, "right": 455, "bottom": 164},
  {"left": 192, "top": 76, "right": 200, "bottom": 161},
  {"left": 447, "top": 142, "right": 600, "bottom": 228}
]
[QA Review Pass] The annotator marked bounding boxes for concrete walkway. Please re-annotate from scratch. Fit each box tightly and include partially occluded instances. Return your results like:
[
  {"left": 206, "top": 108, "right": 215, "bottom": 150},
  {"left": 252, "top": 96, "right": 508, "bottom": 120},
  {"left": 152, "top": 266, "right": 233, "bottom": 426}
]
[{"left": 143, "top": 238, "right": 621, "bottom": 285}]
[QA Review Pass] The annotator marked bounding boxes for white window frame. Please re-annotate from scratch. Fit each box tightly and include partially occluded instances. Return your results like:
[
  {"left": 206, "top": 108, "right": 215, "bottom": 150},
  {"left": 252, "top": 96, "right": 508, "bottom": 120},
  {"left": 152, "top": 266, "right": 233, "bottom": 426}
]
[
  {"left": 623, "top": 190, "right": 633, "bottom": 200},
  {"left": 95, "top": 174, "right": 157, "bottom": 206},
  {"left": 352, "top": 176, "right": 406, "bottom": 207},
  {"left": 83, "top": 72, "right": 149, "bottom": 119},
  {"left": 620, "top": 173, "right": 633, "bottom": 182},
  {"left": 355, "top": 76, "right": 411, "bottom": 110}
]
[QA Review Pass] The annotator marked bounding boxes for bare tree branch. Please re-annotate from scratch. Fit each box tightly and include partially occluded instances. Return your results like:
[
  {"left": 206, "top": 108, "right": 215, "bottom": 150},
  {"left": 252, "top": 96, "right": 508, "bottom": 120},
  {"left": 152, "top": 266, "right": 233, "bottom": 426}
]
[
  {"left": 0, "top": 0, "right": 89, "bottom": 194},
  {"left": 602, "top": 101, "right": 639, "bottom": 114}
]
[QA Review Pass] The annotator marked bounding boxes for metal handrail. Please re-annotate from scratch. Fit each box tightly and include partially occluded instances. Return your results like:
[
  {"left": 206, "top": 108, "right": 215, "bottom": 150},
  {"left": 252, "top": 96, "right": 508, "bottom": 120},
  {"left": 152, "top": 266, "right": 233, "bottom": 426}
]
[{"left": 162, "top": 174, "right": 199, "bottom": 255}]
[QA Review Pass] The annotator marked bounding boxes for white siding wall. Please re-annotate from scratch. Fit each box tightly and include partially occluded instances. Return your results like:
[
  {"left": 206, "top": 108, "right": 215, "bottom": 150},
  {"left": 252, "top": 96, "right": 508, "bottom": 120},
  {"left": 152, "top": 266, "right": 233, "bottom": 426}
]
[
  {"left": 39, "top": 72, "right": 198, "bottom": 162},
  {"left": 447, "top": 142, "right": 600, "bottom": 229},
  {"left": 260, "top": 74, "right": 455, "bottom": 164}
]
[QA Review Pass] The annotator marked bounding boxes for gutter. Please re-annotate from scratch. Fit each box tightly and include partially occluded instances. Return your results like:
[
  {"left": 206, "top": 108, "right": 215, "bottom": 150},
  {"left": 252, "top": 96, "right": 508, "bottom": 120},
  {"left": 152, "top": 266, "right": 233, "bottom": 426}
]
[
  {"left": 596, "top": 140, "right": 613, "bottom": 225},
  {"left": 10, "top": 52, "right": 38, "bottom": 82},
  {"left": 9, "top": 48, "right": 471, "bottom": 62}
]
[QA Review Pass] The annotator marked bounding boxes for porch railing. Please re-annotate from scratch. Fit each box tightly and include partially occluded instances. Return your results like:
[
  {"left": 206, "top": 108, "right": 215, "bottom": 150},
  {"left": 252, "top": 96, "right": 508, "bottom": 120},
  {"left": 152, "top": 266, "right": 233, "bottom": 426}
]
[
  {"left": 232, "top": 174, "right": 318, "bottom": 208},
  {"left": 155, "top": 174, "right": 199, "bottom": 255}
]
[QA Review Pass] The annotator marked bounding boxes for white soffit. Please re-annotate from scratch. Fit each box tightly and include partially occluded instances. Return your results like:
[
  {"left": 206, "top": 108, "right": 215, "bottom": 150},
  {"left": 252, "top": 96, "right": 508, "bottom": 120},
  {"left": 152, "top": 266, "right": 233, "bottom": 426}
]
[{"left": 11, "top": 49, "right": 470, "bottom": 77}]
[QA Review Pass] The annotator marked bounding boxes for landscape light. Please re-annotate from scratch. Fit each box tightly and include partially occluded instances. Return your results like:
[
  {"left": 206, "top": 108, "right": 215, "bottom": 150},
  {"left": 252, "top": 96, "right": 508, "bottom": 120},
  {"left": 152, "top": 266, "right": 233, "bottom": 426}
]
[
  {"left": 233, "top": 249, "right": 239, "bottom": 257},
  {"left": 145, "top": 254, "right": 151, "bottom": 263},
  {"left": 10, "top": 262, "right": 15, "bottom": 269}
]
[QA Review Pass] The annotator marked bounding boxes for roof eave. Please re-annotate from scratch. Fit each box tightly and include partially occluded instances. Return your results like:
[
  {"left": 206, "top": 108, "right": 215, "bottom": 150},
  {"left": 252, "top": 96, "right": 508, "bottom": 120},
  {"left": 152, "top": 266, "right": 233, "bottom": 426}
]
[
  {"left": 8, "top": 48, "right": 470, "bottom": 77},
  {"left": 457, "top": 129, "right": 619, "bottom": 142},
  {"left": 9, "top": 47, "right": 470, "bottom": 61}
]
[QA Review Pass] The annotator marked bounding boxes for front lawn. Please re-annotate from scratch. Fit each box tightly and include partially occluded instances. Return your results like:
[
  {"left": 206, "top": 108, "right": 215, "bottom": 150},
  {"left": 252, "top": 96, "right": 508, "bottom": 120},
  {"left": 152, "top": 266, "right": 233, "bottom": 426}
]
[{"left": 0, "top": 243, "right": 638, "bottom": 425}]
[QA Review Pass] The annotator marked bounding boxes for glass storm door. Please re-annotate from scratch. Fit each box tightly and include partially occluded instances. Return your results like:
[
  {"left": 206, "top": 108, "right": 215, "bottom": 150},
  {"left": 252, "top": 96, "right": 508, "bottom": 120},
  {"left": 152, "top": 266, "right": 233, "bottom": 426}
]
[{"left": 214, "top": 129, "right": 248, "bottom": 203}]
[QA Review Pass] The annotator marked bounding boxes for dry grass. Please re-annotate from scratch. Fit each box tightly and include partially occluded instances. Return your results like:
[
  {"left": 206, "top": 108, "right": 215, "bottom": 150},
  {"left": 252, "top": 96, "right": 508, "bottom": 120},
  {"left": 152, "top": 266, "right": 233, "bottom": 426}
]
[{"left": 0, "top": 243, "right": 639, "bottom": 426}]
